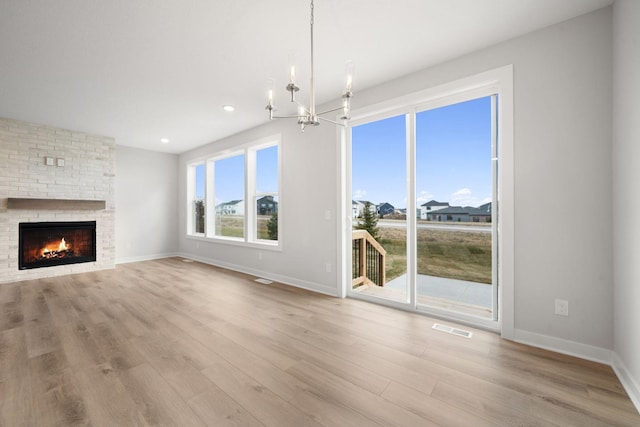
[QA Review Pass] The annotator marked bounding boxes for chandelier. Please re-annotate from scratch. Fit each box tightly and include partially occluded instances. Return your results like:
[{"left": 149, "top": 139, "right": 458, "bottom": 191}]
[{"left": 265, "top": 0, "right": 353, "bottom": 131}]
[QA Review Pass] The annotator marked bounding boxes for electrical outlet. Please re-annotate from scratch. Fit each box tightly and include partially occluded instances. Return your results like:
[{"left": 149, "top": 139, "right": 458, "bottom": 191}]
[
  {"left": 258, "top": 252, "right": 263, "bottom": 260},
  {"left": 325, "top": 263, "right": 332, "bottom": 273},
  {"left": 555, "top": 299, "right": 569, "bottom": 316}
]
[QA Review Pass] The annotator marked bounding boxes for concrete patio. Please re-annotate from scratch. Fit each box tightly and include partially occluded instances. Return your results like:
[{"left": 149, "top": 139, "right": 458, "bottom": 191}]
[{"left": 354, "top": 274, "right": 493, "bottom": 318}]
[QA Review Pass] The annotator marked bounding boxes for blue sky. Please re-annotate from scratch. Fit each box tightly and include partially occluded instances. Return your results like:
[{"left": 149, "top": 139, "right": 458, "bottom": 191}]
[
  {"left": 194, "top": 145, "right": 278, "bottom": 203},
  {"left": 352, "top": 96, "right": 493, "bottom": 209}
]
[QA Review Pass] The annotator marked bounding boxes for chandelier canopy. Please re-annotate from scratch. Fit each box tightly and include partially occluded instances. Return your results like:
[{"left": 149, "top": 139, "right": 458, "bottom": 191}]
[{"left": 265, "top": 0, "right": 353, "bottom": 131}]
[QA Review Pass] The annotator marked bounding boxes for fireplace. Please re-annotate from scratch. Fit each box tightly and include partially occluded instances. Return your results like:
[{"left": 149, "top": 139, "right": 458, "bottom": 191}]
[{"left": 19, "top": 221, "right": 96, "bottom": 270}]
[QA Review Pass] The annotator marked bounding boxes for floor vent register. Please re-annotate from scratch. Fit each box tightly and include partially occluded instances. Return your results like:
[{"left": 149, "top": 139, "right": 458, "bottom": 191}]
[{"left": 432, "top": 323, "right": 473, "bottom": 338}]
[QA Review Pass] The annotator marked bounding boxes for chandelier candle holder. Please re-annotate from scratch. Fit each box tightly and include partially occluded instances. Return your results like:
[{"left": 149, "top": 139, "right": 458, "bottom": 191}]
[{"left": 266, "top": 0, "right": 353, "bottom": 131}]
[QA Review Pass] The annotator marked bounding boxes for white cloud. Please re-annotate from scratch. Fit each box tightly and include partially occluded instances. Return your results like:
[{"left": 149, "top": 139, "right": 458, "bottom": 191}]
[
  {"left": 416, "top": 190, "right": 434, "bottom": 205},
  {"left": 353, "top": 189, "right": 367, "bottom": 200},
  {"left": 450, "top": 187, "right": 491, "bottom": 207}
]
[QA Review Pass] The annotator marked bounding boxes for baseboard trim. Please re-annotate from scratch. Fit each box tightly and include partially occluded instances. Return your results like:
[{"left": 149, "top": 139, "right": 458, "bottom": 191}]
[
  {"left": 178, "top": 252, "right": 339, "bottom": 297},
  {"left": 115, "top": 252, "right": 179, "bottom": 265},
  {"left": 612, "top": 352, "right": 640, "bottom": 412},
  {"left": 513, "top": 329, "right": 612, "bottom": 365},
  {"left": 513, "top": 329, "right": 640, "bottom": 414}
]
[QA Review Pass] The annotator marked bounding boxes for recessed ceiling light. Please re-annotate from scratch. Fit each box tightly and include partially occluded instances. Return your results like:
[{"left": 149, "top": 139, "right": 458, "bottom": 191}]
[
  {"left": 223, "top": 105, "right": 235, "bottom": 112},
  {"left": 160, "top": 138, "right": 169, "bottom": 144}
]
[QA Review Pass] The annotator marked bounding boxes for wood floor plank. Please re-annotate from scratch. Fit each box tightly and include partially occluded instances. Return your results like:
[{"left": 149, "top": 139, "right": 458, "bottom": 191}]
[
  {"left": 188, "top": 386, "right": 266, "bottom": 427},
  {"left": 119, "top": 363, "right": 205, "bottom": 427},
  {"left": 0, "top": 327, "right": 29, "bottom": 382},
  {"left": 247, "top": 310, "right": 439, "bottom": 395},
  {"left": 30, "top": 371, "right": 89, "bottom": 427},
  {"left": 0, "top": 301, "right": 24, "bottom": 332},
  {"left": 0, "top": 257, "right": 638, "bottom": 426},
  {"left": 288, "top": 389, "right": 391, "bottom": 427},
  {"left": 73, "top": 363, "right": 149, "bottom": 426},
  {"left": 201, "top": 359, "right": 324, "bottom": 427},
  {"left": 0, "top": 374, "right": 33, "bottom": 427},
  {"left": 24, "top": 314, "right": 62, "bottom": 359},
  {"left": 130, "top": 334, "right": 213, "bottom": 401},
  {"left": 21, "top": 287, "right": 49, "bottom": 324},
  {"left": 429, "top": 380, "right": 542, "bottom": 426},
  {"left": 286, "top": 359, "right": 440, "bottom": 427},
  {"left": 29, "top": 349, "right": 72, "bottom": 396},
  {"left": 0, "top": 283, "right": 22, "bottom": 306},
  {"left": 57, "top": 320, "right": 105, "bottom": 371},
  {"left": 82, "top": 320, "right": 146, "bottom": 372}
]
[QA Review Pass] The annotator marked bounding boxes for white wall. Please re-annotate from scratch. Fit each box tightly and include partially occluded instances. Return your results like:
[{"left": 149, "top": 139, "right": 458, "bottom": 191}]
[
  {"left": 613, "top": 0, "right": 640, "bottom": 408},
  {"left": 178, "top": 9, "right": 614, "bottom": 352},
  {"left": 115, "top": 145, "right": 179, "bottom": 263},
  {"left": 178, "top": 120, "right": 340, "bottom": 295}
]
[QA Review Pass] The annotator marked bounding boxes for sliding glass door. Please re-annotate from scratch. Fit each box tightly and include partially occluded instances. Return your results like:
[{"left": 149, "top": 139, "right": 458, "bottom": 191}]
[
  {"left": 415, "top": 96, "right": 496, "bottom": 319},
  {"left": 348, "top": 94, "right": 499, "bottom": 325},
  {"left": 351, "top": 114, "right": 409, "bottom": 303}
]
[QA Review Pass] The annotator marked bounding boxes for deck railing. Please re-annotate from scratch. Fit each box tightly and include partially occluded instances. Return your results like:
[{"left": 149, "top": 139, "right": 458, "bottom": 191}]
[{"left": 352, "top": 229, "right": 386, "bottom": 287}]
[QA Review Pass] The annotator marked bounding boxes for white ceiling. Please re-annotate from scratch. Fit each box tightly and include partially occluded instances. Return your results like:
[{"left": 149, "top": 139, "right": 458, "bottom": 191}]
[{"left": 0, "top": 0, "right": 612, "bottom": 154}]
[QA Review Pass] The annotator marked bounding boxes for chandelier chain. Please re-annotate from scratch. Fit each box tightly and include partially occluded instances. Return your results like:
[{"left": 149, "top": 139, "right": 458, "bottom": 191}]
[{"left": 310, "top": 0, "right": 314, "bottom": 26}]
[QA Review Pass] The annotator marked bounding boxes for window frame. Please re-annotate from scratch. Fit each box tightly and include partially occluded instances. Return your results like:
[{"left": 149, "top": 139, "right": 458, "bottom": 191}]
[
  {"left": 251, "top": 143, "right": 280, "bottom": 243},
  {"left": 186, "top": 135, "right": 282, "bottom": 250}
]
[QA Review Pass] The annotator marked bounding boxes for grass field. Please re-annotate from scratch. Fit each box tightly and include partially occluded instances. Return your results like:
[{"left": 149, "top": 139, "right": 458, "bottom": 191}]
[
  {"left": 216, "top": 216, "right": 244, "bottom": 238},
  {"left": 377, "top": 226, "right": 492, "bottom": 284},
  {"left": 216, "top": 215, "right": 274, "bottom": 240},
  {"left": 218, "top": 215, "right": 491, "bottom": 285}
]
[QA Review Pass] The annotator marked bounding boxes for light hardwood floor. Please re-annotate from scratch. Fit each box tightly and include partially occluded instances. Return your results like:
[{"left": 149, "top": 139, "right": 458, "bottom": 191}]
[{"left": 1, "top": 257, "right": 638, "bottom": 426}]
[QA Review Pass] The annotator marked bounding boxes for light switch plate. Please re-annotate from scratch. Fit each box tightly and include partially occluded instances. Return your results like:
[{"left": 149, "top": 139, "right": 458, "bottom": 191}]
[
  {"left": 56, "top": 158, "right": 65, "bottom": 167},
  {"left": 45, "top": 157, "right": 54, "bottom": 166}
]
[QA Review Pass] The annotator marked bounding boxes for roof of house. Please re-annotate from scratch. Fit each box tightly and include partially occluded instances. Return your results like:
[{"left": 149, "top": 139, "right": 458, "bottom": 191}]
[
  {"left": 427, "top": 205, "right": 492, "bottom": 216},
  {"left": 428, "top": 206, "right": 469, "bottom": 215},
  {"left": 257, "top": 195, "right": 277, "bottom": 203},
  {"left": 217, "top": 199, "right": 243, "bottom": 207},
  {"left": 421, "top": 200, "right": 450, "bottom": 207},
  {"left": 478, "top": 202, "right": 492, "bottom": 213}
]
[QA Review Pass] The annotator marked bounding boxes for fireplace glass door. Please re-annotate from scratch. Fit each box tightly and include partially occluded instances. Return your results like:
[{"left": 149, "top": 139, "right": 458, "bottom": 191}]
[{"left": 19, "top": 221, "right": 97, "bottom": 270}]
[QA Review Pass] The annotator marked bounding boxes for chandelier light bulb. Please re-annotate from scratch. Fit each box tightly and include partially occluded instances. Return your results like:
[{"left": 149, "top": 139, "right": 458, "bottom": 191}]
[{"left": 344, "top": 60, "right": 355, "bottom": 92}]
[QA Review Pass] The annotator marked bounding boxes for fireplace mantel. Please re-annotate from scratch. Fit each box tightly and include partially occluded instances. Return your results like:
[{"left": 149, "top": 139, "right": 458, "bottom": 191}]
[{"left": 7, "top": 198, "right": 106, "bottom": 210}]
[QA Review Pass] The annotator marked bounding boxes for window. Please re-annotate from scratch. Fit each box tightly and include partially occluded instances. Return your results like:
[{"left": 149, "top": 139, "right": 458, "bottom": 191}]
[
  {"left": 186, "top": 136, "right": 280, "bottom": 247},
  {"left": 187, "top": 162, "right": 205, "bottom": 235},
  {"left": 255, "top": 145, "right": 279, "bottom": 241},
  {"left": 213, "top": 153, "right": 245, "bottom": 239}
]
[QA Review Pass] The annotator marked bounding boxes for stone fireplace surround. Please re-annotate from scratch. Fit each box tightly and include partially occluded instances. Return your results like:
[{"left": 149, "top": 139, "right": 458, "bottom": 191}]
[{"left": 0, "top": 117, "right": 115, "bottom": 283}]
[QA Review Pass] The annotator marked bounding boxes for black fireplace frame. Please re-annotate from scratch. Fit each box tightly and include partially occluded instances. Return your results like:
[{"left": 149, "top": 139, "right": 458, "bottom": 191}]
[{"left": 19, "top": 221, "right": 97, "bottom": 270}]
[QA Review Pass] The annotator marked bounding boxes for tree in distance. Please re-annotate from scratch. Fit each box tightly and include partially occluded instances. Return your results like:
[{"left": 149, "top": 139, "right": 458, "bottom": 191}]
[
  {"left": 267, "top": 211, "right": 278, "bottom": 240},
  {"left": 355, "top": 202, "right": 380, "bottom": 240}
]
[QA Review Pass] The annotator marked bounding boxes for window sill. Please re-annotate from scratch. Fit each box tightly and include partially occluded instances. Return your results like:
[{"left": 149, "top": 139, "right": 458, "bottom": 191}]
[{"left": 186, "top": 234, "right": 282, "bottom": 251}]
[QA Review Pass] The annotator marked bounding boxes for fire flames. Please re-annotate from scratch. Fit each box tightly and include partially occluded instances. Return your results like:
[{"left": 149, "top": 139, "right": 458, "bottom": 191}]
[{"left": 40, "top": 237, "right": 72, "bottom": 259}]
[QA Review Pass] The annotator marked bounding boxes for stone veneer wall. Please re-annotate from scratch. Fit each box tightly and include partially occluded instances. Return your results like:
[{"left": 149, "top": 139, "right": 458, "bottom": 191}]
[{"left": 0, "top": 117, "right": 115, "bottom": 283}]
